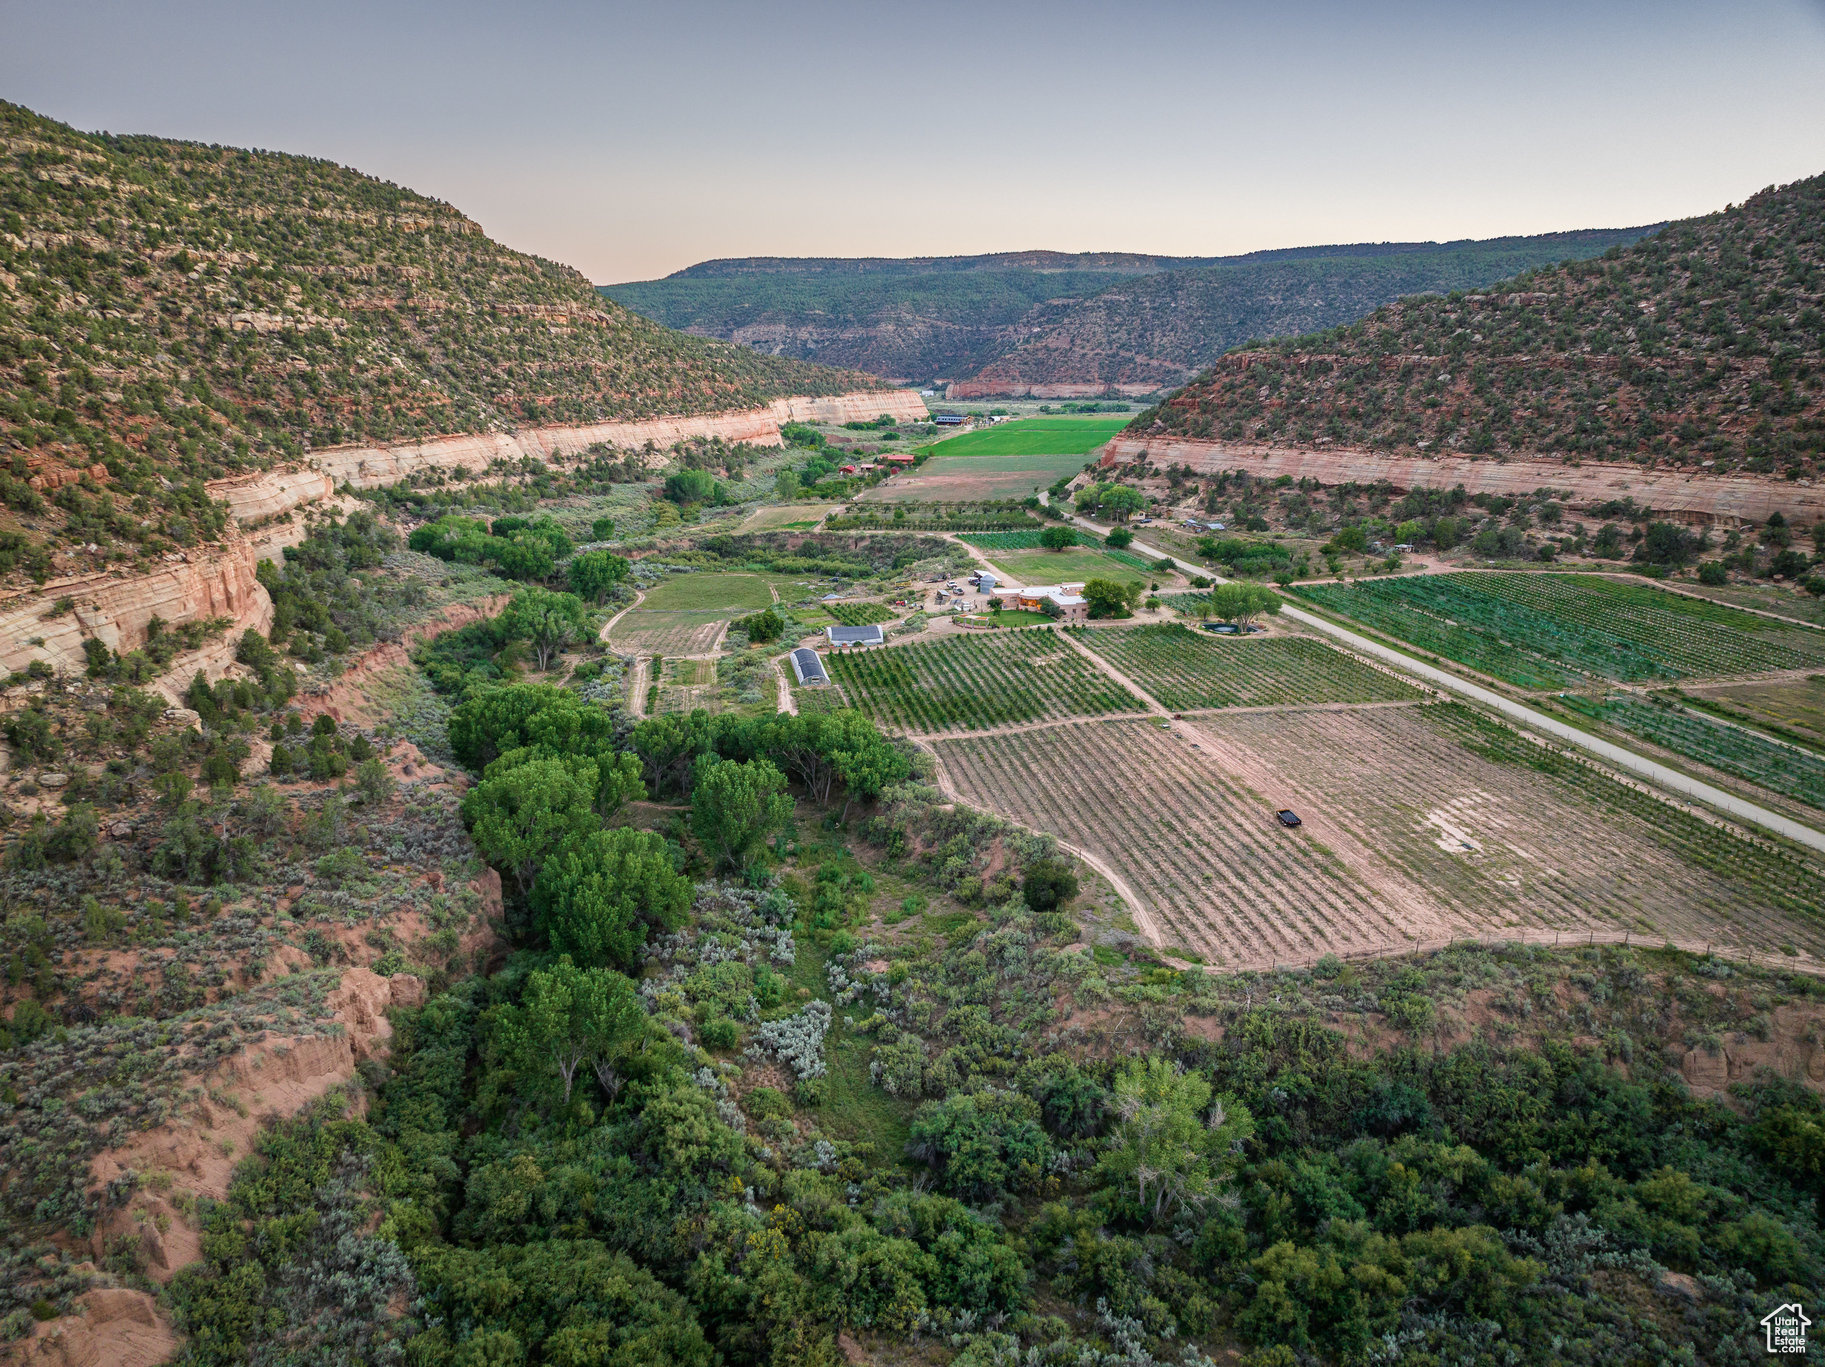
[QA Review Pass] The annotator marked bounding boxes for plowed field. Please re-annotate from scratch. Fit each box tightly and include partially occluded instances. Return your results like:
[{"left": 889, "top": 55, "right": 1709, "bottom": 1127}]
[
  {"left": 933, "top": 705, "right": 1825, "bottom": 968},
  {"left": 607, "top": 611, "right": 729, "bottom": 656}
]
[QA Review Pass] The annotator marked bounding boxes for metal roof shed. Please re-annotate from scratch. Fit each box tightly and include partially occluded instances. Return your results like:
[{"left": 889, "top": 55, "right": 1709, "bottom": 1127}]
[
  {"left": 826, "top": 624, "right": 886, "bottom": 647},
  {"left": 790, "top": 648, "right": 829, "bottom": 685}
]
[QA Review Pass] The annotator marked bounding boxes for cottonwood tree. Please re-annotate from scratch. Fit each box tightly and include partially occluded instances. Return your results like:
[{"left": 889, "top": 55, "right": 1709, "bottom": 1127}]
[
  {"left": 501, "top": 587, "right": 590, "bottom": 671},
  {"left": 462, "top": 753, "right": 600, "bottom": 893},
  {"left": 568, "top": 548, "right": 630, "bottom": 605},
  {"left": 532, "top": 827, "right": 692, "bottom": 971},
  {"left": 1096, "top": 1057, "right": 1253, "bottom": 1224},
  {"left": 1101, "top": 486, "right": 1146, "bottom": 522},
  {"left": 1206, "top": 582, "right": 1281, "bottom": 629},
  {"left": 1081, "top": 578, "right": 1135, "bottom": 619},
  {"left": 497, "top": 955, "right": 644, "bottom": 1106},
  {"left": 689, "top": 756, "right": 792, "bottom": 872}
]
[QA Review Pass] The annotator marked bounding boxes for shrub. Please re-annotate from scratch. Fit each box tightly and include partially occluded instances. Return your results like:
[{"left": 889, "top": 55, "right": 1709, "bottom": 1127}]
[
  {"left": 734, "top": 608, "right": 784, "bottom": 644},
  {"left": 906, "top": 1090, "right": 1053, "bottom": 1202},
  {"left": 1022, "top": 858, "right": 1079, "bottom": 912}
]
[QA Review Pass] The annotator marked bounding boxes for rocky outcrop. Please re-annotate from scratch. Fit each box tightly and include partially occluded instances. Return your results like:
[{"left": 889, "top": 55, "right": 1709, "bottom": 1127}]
[
  {"left": 211, "top": 388, "right": 928, "bottom": 526},
  {"left": 0, "top": 538, "right": 271, "bottom": 680},
  {"left": 86, "top": 968, "right": 420, "bottom": 1281},
  {"left": 1102, "top": 435, "right": 1825, "bottom": 525},
  {"left": 8, "top": 1287, "right": 178, "bottom": 1367},
  {"left": 0, "top": 389, "right": 922, "bottom": 691}
]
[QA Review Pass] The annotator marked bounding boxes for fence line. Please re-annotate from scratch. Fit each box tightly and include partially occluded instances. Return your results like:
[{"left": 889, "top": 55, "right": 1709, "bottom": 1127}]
[{"left": 1213, "top": 928, "right": 1825, "bottom": 981}]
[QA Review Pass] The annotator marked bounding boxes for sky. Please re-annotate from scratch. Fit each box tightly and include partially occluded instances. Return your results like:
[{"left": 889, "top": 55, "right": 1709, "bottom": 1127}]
[{"left": 4, "top": 0, "right": 1824, "bottom": 283}]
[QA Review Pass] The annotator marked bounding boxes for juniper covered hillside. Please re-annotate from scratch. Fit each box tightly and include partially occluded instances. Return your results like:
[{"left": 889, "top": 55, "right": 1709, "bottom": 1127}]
[
  {"left": 1133, "top": 175, "right": 1825, "bottom": 477},
  {"left": 0, "top": 101, "right": 877, "bottom": 580}
]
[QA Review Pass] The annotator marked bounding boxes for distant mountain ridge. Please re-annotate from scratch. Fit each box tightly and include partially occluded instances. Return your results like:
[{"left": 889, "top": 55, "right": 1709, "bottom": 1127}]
[
  {"left": 605, "top": 229, "right": 1659, "bottom": 391},
  {"left": 1131, "top": 175, "right": 1823, "bottom": 477},
  {"left": 666, "top": 251, "right": 1210, "bottom": 278}
]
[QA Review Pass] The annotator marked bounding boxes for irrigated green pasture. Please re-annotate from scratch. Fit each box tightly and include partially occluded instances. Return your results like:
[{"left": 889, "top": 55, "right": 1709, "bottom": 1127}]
[
  {"left": 1072, "top": 625, "right": 1423, "bottom": 711},
  {"left": 827, "top": 630, "right": 1141, "bottom": 732},
  {"left": 982, "top": 547, "right": 1150, "bottom": 587},
  {"left": 1296, "top": 573, "right": 1825, "bottom": 686},
  {"left": 639, "top": 572, "right": 788, "bottom": 612},
  {"left": 918, "top": 416, "right": 1129, "bottom": 457}
]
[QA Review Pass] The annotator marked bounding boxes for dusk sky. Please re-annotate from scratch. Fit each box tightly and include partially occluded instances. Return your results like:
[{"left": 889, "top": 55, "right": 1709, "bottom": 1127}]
[{"left": 4, "top": 0, "right": 1823, "bottom": 283}]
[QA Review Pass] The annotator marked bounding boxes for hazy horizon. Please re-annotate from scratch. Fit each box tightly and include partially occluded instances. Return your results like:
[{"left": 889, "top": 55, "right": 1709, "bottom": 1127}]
[{"left": 4, "top": 0, "right": 1823, "bottom": 284}]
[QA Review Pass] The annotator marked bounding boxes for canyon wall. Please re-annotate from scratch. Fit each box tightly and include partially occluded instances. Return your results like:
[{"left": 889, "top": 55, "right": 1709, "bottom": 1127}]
[
  {"left": 214, "top": 387, "right": 928, "bottom": 526},
  {"left": 0, "top": 389, "right": 925, "bottom": 685},
  {"left": 1102, "top": 435, "right": 1825, "bottom": 525},
  {"left": 0, "top": 539, "right": 270, "bottom": 680}
]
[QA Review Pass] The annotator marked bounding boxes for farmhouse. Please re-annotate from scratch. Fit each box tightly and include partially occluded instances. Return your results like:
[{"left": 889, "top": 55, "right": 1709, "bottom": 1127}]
[
  {"left": 882, "top": 453, "right": 916, "bottom": 466},
  {"left": 789, "top": 648, "right": 829, "bottom": 685},
  {"left": 826, "top": 624, "right": 886, "bottom": 647},
  {"left": 999, "top": 583, "right": 1089, "bottom": 623}
]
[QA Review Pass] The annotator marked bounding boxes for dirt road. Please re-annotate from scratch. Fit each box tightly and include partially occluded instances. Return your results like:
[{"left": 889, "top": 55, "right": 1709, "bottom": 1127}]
[
  {"left": 774, "top": 657, "right": 797, "bottom": 714},
  {"left": 625, "top": 657, "right": 649, "bottom": 718}
]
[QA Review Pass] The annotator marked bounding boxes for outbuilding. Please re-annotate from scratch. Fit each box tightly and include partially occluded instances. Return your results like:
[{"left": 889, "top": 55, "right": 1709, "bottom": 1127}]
[
  {"left": 826, "top": 624, "right": 886, "bottom": 647},
  {"left": 998, "top": 583, "right": 1089, "bottom": 623},
  {"left": 790, "top": 648, "right": 829, "bottom": 686}
]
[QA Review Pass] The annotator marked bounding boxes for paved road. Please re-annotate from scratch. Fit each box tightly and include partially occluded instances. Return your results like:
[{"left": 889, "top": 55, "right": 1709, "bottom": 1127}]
[{"left": 1069, "top": 512, "right": 1825, "bottom": 857}]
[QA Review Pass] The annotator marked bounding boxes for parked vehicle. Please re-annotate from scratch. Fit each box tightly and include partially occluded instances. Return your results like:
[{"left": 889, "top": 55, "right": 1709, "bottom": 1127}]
[{"left": 1276, "top": 809, "right": 1303, "bottom": 828}]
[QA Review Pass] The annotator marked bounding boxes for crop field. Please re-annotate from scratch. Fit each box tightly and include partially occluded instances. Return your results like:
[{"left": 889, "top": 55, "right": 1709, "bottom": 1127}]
[
  {"left": 963, "top": 529, "right": 1088, "bottom": 551},
  {"left": 917, "top": 416, "right": 1130, "bottom": 457},
  {"left": 934, "top": 704, "right": 1825, "bottom": 968},
  {"left": 607, "top": 610, "right": 728, "bottom": 656},
  {"left": 826, "top": 630, "right": 1142, "bottom": 732},
  {"left": 1070, "top": 625, "right": 1424, "bottom": 710},
  {"left": 1686, "top": 676, "right": 1825, "bottom": 750},
  {"left": 793, "top": 685, "right": 852, "bottom": 714},
  {"left": 1561, "top": 694, "right": 1825, "bottom": 810},
  {"left": 983, "top": 547, "right": 1150, "bottom": 587},
  {"left": 657, "top": 657, "right": 720, "bottom": 713},
  {"left": 859, "top": 451, "right": 1085, "bottom": 503},
  {"left": 1296, "top": 573, "right": 1825, "bottom": 686},
  {"left": 826, "top": 601, "right": 899, "bottom": 627},
  {"left": 934, "top": 719, "right": 1423, "bottom": 967}
]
